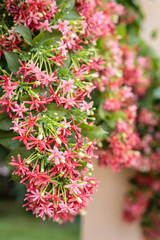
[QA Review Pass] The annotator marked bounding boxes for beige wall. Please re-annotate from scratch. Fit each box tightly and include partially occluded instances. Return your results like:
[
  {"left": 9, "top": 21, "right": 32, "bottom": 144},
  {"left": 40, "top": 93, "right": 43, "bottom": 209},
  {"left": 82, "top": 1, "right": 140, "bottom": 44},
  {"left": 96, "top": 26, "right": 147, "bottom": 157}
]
[
  {"left": 81, "top": 1, "right": 160, "bottom": 240},
  {"left": 140, "top": 0, "right": 160, "bottom": 56},
  {"left": 81, "top": 162, "right": 143, "bottom": 240}
]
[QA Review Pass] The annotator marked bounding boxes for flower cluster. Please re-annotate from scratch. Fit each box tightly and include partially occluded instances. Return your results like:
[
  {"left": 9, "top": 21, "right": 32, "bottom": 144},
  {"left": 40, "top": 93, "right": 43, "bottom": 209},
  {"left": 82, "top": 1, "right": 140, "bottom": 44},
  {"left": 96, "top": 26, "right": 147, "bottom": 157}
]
[
  {"left": 123, "top": 172, "right": 160, "bottom": 240},
  {"left": 0, "top": 0, "right": 101, "bottom": 222},
  {"left": 6, "top": 0, "right": 57, "bottom": 32},
  {"left": 77, "top": 1, "right": 144, "bottom": 171}
]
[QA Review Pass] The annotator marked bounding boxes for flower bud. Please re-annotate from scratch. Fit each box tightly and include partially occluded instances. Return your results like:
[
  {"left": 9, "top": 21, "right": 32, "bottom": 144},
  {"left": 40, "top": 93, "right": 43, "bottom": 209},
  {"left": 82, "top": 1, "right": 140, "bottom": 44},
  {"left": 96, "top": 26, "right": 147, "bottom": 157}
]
[
  {"left": 79, "top": 152, "right": 85, "bottom": 157},
  {"left": 87, "top": 163, "right": 93, "bottom": 169},
  {"left": 61, "top": 158, "right": 65, "bottom": 164},
  {"left": 38, "top": 134, "right": 43, "bottom": 140},
  {"left": 56, "top": 138, "right": 62, "bottom": 145},
  {"left": 37, "top": 12, "right": 43, "bottom": 18},
  {"left": 77, "top": 197, "right": 82, "bottom": 204},
  {"left": 92, "top": 73, "right": 99, "bottom": 78}
]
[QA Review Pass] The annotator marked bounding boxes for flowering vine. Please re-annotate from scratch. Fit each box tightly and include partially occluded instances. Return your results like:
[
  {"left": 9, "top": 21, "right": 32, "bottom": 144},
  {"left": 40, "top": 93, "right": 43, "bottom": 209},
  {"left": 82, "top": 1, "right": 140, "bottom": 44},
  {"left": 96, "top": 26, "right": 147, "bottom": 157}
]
[{"left": 0, "top": 0, "right": 106, "bottom": 223}]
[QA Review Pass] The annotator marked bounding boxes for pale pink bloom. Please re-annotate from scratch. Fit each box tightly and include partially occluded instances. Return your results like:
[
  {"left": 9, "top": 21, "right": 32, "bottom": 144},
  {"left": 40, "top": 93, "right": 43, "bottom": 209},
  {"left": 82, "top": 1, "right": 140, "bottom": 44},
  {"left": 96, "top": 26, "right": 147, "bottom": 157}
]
[
  {"left": 58, "top": 79, "right": 76, "bottom": 94},
  {"left": 60, "top": 95, "right": 77, "bottom": 109},
  {"left": 103, "top": 98, "right": 121, "bottom": 111},
  {"left": 39, "top": 20, "right": 52, "bottom": 32},
  {"left": 48, "top": 146, "right": 65, "bottom": 165},
  {"left": 54, "top": 19, "right": 70, "bottom": 33},
  {"left": 37, "top": 202, "right": 54, "bottom": 220},
  {"left": 10, "top": 154, "right": 28, "bottom": 177},
  {"left": 12, "top": 103, "right": 28, "bottom": 118},
  {"left": 65, "top": 179, "right": 84, "bottom": 195},
  {"left": 57, "top": 40, "right": 68, "bottom": 56},
  {"left": 117, "top": 120, "right": 129, "bottom": 133},
  {"left": 28, "top": 11, "right": 40, "bottom": 25},
  {"left": 80, "top": 101, "right": 93, "bottom": 115},
  {"left": 58, "top": 202, "right": 76, "bottom": 215}
]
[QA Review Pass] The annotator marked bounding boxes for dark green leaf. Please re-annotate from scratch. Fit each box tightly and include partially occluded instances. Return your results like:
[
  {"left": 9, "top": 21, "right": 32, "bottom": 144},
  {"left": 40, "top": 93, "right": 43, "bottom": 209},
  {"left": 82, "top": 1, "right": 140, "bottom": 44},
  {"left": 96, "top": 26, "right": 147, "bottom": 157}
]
[
  {"left": 0, "top": 116, "right": 13, "bottom": 131},
  {"left": 4, "top": 51, "right": 21, "bottom": 74},
  {"left": 32, "top": 31, "right": 45, "bottom": 45},
  {"left": 0, "top": 111, "right": 8, "bottom": 120},
  {"left": 10, "top": 174, "right": 21, "bottom": 182},
  {"left": 6, "top": 146, "right": 34, "bottom": 164},
  {"left": 15, "top": 25, "right": 32, "bottom": 45},
  {"left": 0, "top": 145, "right": 9, "bottom": 162},
  {"left": 33, "top": 30, "right": 62, "bottom": 46},
  {"left": 0, "top": 131, "right": 21, "bottom": 151}
]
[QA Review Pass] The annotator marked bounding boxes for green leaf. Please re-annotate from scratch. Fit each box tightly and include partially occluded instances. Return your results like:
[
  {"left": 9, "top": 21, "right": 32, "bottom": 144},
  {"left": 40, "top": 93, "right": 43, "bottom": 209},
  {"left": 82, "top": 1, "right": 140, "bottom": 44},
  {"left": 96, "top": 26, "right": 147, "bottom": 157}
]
[
  {"left": 55, "top": 0, "right": 63, "bottom": 6},
  {"left": 11, "top": 174, "right": 21, "bottom": 182},
  {"left": 0, "top": 116, "right": 13, "bottom": 131},
  {"left": 0, "top": 111, "right": 8, "bottom": 120},
  {"left": 46, "top": 102, "right": 68, "bottom": 117},
  {"left": 76, "top": 160, "right": 88, "bottom": 171},
  {"left": 64, "top": 11, "right": 81, "bottom": 20},
  {"left": 32, "top": 31, "right": 45, "bottom": 45},
  {"left": 81, "top": 124, "right": 107, "bottom": 141},
  {"left": 42, "top": 30, "right": 62, "bottom": 45},
  {"left": 4, "top": 51, "right": 21, "bottom": 74},
  {"left": 15, "top": 25, "right": 32, "bottom": 45},
  {"left": 66, "top": 0, "right": 75, "bottom": 10},
  {"left": 0, "top": 131, "right": 21, "bottom": 151},
  {"left": 0, "top": 145, "right": 9, "bottom": 162},
  {"left": 33, "top": 30, "right": 62, "bottom": 46},
  {"left": 5, "top": 146, "right": 34, "bottom": 165}
]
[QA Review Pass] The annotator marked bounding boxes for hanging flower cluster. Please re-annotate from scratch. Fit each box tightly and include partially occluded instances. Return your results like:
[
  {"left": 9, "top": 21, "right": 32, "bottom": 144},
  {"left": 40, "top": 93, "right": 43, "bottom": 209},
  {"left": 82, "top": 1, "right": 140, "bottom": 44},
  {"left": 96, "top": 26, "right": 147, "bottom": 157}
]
[
  {"left": 6, "top": 0, "right": 57, "bottom": 31},
  {"left": 0, "top": 0, "right": 105, "bottom": 222},
  {"left": 1, "top": 0, "right": 160, "bottom": 233}
]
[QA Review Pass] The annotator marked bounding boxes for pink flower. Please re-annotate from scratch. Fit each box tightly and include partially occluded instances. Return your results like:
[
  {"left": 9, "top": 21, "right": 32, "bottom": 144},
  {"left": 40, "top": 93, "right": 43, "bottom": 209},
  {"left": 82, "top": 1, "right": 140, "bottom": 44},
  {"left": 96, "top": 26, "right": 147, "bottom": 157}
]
[
  {"left": 48, "top": 146, "right": 65, "bottom": 165},
  {"left": 12, "top": 103, "right": 28, "bottom": 118},
  {"left": 47, "top": 49, "right": 67, "bottom": 67},
  {"left": 80, "top": 101, "right": 93, "bottom": 115},
  {"left": 10, "top": 154, "right": 28, "bottom": 177},
  {"left": 60, "top": 95, "right": 78, "bottom": 109},
  {"left": 37, "top": 202, "right": 54, "bottom": 220},
  {"left": 57, "top": 40, "right": 68, "bottom": 56},
  {"left": 58, "top": 202, "right": 76, "bottom": 215},
  {"left": 65, "top": 179, "right": 84, "bottom": 195},
  {"left": 54, "top": 19, "right": 70, "bottom": 34},
  {"left": 58, "top": 79, "right": 76, "bottom": 94},
  {"left": 39, "top": 20, "right": 52, "bottom": 32}
]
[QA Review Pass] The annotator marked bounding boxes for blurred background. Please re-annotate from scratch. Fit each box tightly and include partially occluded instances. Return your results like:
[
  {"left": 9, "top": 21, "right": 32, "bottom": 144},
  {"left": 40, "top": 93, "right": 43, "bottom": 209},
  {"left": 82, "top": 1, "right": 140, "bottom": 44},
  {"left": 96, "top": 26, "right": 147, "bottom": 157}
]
[{"left": 82, "top": 1, "right": 160, "bottom": 240}]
